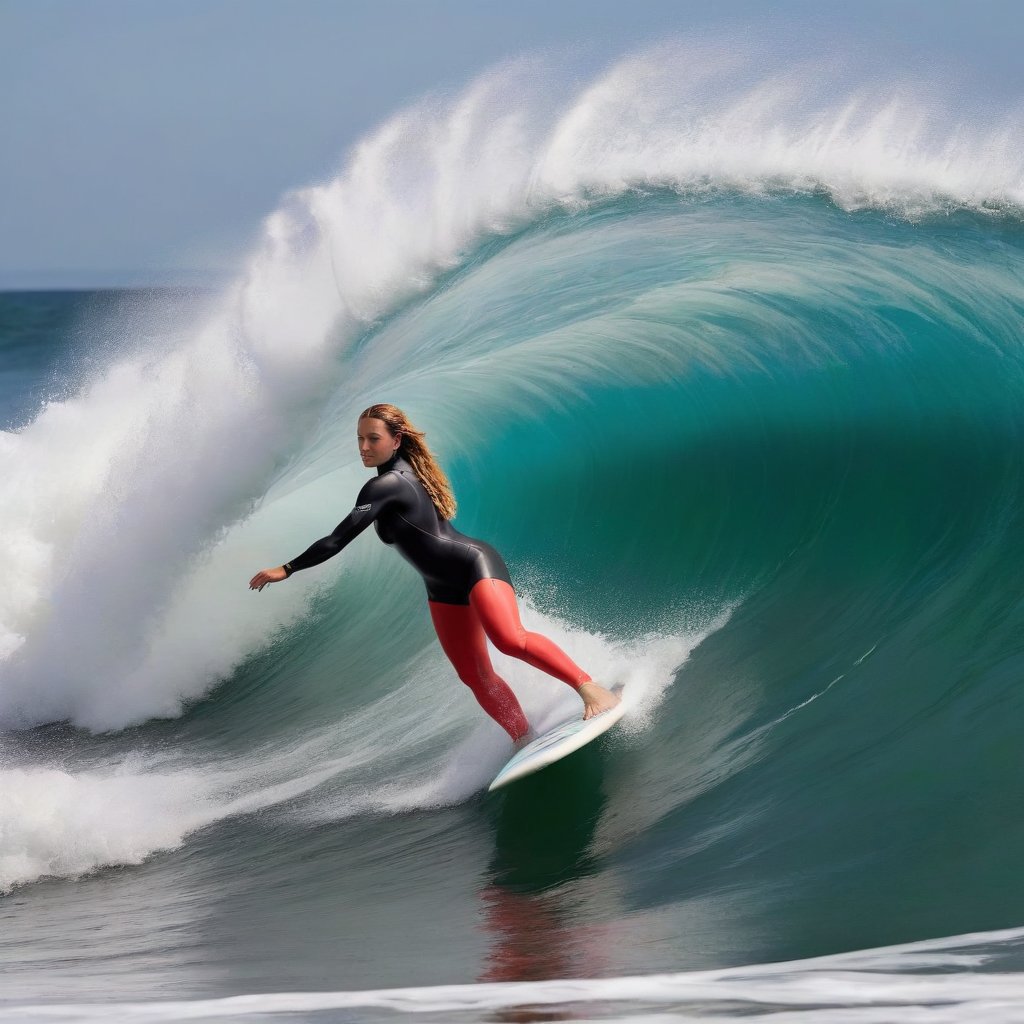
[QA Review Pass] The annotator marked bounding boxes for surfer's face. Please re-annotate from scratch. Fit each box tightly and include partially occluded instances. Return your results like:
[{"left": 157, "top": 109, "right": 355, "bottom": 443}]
[{"left": 357, "top": 417, "right": 401, "bottom": 467}]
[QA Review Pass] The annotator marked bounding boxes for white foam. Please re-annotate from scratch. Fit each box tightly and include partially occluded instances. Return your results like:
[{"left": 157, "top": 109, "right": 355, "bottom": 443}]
[
  {"left": 0, "top": 733, "right": 373, "bottom": 893},
  {"left": 0, "top": 761, "right": 214, "bottom": 894}
]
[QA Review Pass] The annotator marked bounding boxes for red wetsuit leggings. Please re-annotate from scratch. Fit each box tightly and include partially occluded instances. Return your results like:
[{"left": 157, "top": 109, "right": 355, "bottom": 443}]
[{"left": 429, "top": 578, "right": 592, "bottom": 741}]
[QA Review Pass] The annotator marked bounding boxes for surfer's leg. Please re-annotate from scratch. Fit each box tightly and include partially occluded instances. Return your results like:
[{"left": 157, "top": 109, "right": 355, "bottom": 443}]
[
  {"left": 469, "top": 579, "right": 621, "bottom": 720},
  {"left": 469, "top": 578, "right": 589, "bottom": 686},
  {"left": 429, "top": 600, "right": 530, "bottom": 741}
]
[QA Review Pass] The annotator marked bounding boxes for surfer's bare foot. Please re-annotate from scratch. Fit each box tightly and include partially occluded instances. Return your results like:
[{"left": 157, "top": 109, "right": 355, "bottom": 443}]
[{"left": 578, "top": 682, "right": 620, "bottom": 720}]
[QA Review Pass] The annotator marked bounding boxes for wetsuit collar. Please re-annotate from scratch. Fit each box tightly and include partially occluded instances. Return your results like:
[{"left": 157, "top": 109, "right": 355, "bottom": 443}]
[{"left": 377, "top": 452, "right": 406, "bottom": 475}]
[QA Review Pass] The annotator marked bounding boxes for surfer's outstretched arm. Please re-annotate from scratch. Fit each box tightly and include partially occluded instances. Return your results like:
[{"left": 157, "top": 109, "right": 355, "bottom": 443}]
[{"left": 248, "top": 474, "right": 405, "bottom": 591}]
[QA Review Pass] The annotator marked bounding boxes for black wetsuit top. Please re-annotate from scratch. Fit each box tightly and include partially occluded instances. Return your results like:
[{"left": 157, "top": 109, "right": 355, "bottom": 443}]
[{"left": 284, "top": 454, "right": 512, "bottom": 604}]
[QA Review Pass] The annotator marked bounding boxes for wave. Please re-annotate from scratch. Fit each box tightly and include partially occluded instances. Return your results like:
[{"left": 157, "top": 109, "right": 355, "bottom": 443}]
[
  {"left": 2, "top": 42, "right": 1022, "bottom": 728},
  {"left": 1, "top": 41, "right": 1023, "bottom": 932}
]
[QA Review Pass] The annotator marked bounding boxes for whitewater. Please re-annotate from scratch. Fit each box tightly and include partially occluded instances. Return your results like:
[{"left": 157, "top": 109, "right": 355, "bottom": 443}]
[{"left": 3, "top": 41, "right": 1024, "bottom": 1022}]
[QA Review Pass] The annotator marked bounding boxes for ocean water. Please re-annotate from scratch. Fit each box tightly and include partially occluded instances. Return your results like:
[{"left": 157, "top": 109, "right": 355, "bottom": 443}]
[{"left": 2, "top": 45, "right": 1024, "bottom": 1022}]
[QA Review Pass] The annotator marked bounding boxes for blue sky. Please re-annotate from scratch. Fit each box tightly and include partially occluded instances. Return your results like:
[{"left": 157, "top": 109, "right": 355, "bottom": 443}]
[{"left": 1, "top": 0, "right": 1020, "bottom": 288}]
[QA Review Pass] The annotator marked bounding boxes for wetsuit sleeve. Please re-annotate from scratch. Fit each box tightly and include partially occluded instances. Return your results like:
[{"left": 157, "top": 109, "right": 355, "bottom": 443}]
[{"left": 283, "top": 474, "right": 407, "bottom": 575}]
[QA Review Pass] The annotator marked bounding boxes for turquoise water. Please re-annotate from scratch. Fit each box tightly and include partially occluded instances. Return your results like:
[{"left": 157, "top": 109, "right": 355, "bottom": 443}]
[{"left": 3, "top": 48, "right": 1024, "bottom": 1022}]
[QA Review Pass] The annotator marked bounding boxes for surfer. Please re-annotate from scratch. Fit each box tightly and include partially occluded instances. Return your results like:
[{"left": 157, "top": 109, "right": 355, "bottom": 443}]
[{"left": 249, "top": 403, "right": 620, "bottom": 742}]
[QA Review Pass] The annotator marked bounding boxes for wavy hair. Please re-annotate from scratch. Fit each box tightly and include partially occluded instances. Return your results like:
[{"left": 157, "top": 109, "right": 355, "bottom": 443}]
[{"left": 358, "top": 404, "right": 457, "bottom": 520}]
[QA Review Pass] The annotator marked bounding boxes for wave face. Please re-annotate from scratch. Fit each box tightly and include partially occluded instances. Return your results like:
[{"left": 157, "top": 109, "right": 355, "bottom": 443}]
[{"left": 2, "top": 43, "right": 1024, "bottom": 1016}]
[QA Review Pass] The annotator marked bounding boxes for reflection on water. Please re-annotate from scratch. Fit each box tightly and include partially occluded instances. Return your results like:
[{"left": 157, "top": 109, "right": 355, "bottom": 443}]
[{"left": 479, "top": 746, "right": 610, "bottom": 1021}]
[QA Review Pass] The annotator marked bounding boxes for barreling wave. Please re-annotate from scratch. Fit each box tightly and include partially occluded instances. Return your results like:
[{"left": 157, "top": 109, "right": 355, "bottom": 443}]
[
  {"left": 2, "top": 41, "right": 1022, "bottom": 729},
  {"left": 1, "top": 40, "right": 1023, "bottom": 972}
]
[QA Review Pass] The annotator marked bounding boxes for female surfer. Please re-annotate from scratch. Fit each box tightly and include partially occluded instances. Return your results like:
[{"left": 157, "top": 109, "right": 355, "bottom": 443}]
[{"left": 249, "top": 403, "right": 620, "bottom": 742}]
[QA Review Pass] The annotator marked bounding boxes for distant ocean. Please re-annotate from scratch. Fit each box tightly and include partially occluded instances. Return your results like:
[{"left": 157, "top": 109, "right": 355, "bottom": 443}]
[{"left": 3, "top": 45, "right": 1024, "bottom": 1023}]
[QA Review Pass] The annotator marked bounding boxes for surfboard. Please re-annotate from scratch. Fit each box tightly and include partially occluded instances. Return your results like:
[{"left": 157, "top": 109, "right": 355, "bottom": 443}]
[{"left": 488, "top": 688, "right": 626, "bottom": 792}]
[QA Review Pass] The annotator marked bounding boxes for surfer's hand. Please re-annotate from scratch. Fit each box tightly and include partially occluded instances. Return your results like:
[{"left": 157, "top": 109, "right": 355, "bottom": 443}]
[{"left": 249, "top": 566, "right": 288, "bottom": 591}]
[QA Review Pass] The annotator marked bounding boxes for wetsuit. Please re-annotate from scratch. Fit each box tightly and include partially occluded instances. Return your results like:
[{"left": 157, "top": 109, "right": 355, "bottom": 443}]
[
  {"left": 285, "top": 454, "right": 511, "bottom": 604},
  {"left": 284, "top": 453, "right": 591, "bottom": 739}
]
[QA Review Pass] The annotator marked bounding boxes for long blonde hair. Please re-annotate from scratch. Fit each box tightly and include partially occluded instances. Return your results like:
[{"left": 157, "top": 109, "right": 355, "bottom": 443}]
[{"left": 359, "top": 404, "right": 457, "bottom": 520}]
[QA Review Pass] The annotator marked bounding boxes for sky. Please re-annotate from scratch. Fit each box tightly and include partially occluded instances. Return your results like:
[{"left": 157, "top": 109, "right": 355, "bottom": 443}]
[{"left": 1, "top": 0, "right": 1021, "bottom": 289}]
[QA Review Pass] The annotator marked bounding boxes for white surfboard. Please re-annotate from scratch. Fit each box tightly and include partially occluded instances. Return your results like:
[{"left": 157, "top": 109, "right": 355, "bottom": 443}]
[{"left": 488, "top": 688, "right": 626, "bottom": 792}]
